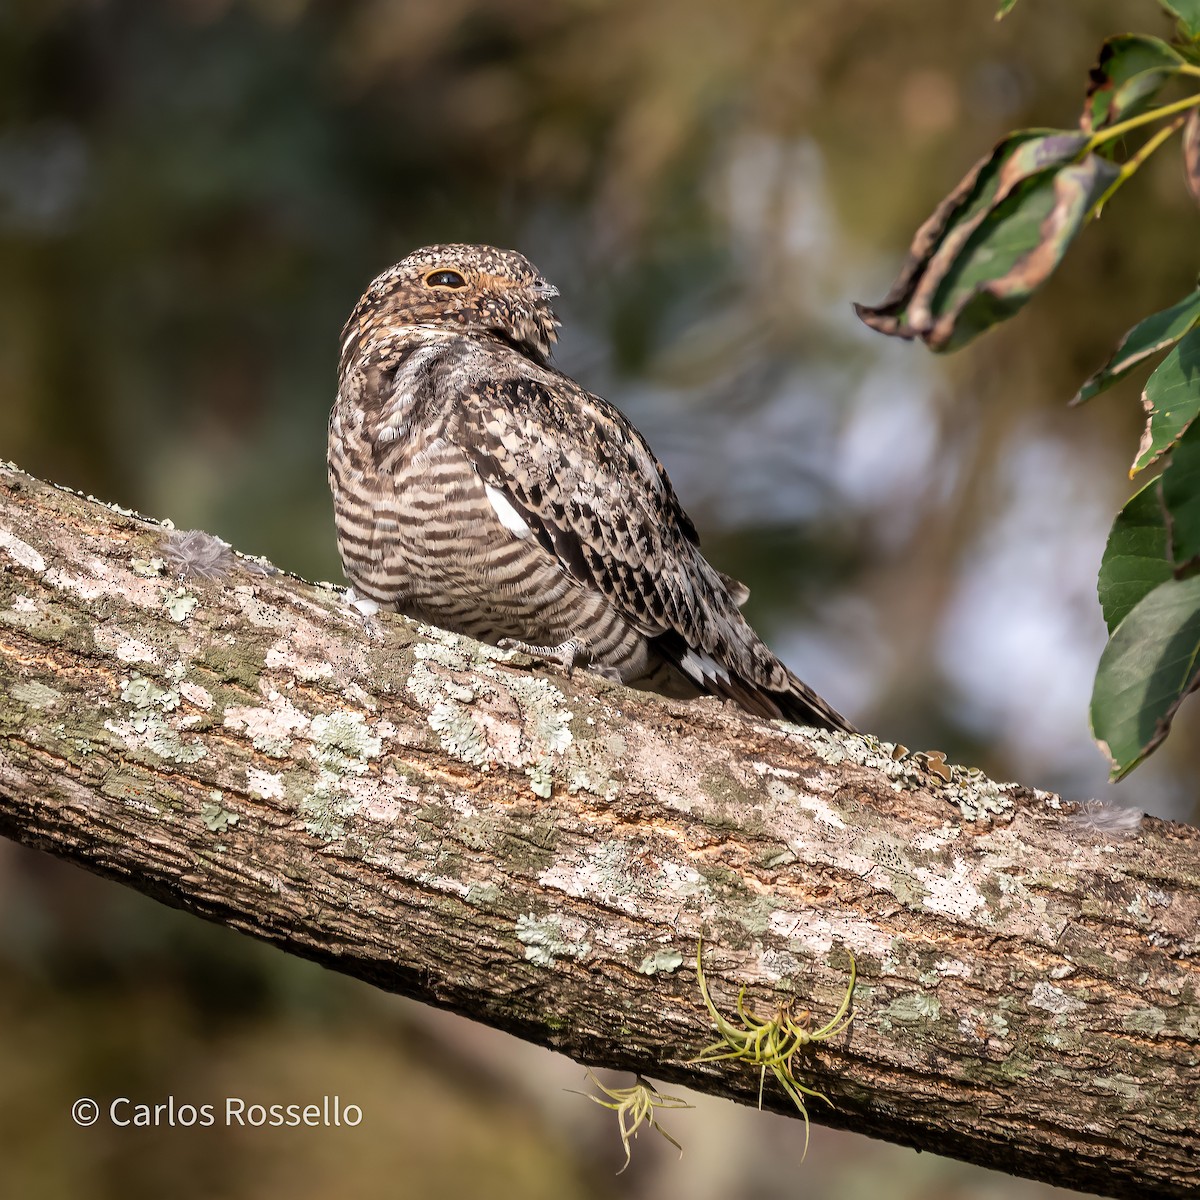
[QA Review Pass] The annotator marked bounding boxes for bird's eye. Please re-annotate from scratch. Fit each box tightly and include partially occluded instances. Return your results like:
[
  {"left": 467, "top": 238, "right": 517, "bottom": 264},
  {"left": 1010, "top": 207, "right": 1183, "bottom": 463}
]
[{"left": 424, "top": 269, "right": 467, "bottom": 289}]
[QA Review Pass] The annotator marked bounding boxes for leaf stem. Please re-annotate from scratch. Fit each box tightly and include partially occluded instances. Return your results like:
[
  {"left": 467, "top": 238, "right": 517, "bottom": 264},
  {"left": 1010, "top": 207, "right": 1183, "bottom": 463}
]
[
  {"left": 1090, "top": 114, "right": 1189, "bottom": 215},
  {"left": 1085, "top": 90, "right": 1200, "bottom": 152}
]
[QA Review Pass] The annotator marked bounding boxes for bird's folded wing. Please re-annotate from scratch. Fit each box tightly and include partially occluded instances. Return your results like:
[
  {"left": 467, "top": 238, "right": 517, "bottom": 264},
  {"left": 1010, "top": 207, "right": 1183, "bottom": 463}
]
[{"left": 451, "top": 372, "right": 725, "bottom": 643}]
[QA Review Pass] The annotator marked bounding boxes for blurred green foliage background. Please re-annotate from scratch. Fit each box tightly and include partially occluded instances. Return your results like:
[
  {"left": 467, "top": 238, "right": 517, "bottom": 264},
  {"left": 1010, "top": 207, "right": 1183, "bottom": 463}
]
[{"left": 1, "top": 1, "right": 1196, "bottom": 1196}]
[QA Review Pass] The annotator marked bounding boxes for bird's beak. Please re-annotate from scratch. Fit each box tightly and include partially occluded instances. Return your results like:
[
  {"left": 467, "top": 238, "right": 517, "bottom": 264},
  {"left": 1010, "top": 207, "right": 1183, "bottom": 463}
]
[{"left": 531, "top": 279, "right": 560, "bottom": 300}]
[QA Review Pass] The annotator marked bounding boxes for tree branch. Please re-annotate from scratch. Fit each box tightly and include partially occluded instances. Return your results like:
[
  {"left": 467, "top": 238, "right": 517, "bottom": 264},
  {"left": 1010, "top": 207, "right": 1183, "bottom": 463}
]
[{"left": 0, "top": 461, "right": 1196, "bottom": 1198}]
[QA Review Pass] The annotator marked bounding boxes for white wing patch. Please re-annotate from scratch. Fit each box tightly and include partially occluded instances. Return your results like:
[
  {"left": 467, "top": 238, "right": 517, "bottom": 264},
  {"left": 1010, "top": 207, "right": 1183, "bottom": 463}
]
[
  {"left": 680, "top": 648, "right": 731, "bottom": 687},
  {"left": 485, "top": 484, "right": 531, "bottom": 539}
]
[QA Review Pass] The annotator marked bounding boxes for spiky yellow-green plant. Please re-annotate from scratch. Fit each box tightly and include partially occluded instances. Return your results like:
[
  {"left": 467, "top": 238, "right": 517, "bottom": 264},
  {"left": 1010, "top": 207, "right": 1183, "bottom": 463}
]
[
  {"left": 570, "top": 1069, "right": 693, "bottom": 1173},
  {"left": 688, "top": 940, "right": 856, "bottom": 1157}
]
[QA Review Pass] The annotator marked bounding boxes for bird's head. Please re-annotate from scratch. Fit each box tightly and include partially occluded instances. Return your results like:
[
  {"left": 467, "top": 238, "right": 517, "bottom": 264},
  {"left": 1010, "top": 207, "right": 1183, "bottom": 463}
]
[{"left": 347, "top": 244, "right": 561, "bottom": 366}]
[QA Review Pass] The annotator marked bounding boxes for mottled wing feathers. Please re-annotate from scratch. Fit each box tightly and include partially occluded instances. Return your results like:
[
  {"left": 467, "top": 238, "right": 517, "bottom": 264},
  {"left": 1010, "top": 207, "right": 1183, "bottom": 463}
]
[
  {"left": 453, "top": 373, "right": 702, "bottom": 630},
  {"left": 448, "top": 362, "right": 853, "bottom": 731}
]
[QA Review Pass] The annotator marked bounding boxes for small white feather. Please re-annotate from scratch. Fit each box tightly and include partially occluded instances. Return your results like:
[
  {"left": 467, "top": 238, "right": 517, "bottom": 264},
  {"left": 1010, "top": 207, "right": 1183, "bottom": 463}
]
[
  {"left": 680, "top": 648, "right": 730, "bottom": 686},
  {"left": 485, "top": 484, "right": 531, "bottom": 538}
]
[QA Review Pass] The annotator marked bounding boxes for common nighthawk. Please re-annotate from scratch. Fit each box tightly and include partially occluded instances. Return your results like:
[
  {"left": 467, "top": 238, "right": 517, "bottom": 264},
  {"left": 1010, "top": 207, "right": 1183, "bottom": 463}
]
[{"left": 328, "top": 244, "right": 853, "bottom": 732}]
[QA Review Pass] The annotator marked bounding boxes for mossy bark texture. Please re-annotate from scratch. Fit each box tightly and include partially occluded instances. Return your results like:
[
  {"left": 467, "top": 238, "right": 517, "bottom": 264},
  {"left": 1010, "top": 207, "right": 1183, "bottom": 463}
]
[{"left": 0, "top": 462, "right": 1197, "bottom": 1198}]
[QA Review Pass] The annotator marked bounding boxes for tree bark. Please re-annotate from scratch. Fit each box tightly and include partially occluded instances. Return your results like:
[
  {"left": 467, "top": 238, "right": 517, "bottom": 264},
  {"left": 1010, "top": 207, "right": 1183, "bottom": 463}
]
[{"left": 0, "top": 461, "right": 1196, "bottom": 1198}]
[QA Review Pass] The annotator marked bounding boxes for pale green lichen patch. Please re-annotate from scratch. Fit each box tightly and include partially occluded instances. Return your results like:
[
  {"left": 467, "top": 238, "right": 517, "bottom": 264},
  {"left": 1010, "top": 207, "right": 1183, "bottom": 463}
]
[
  {"left": 796, "top": 729, "right": 1020, "bottom": 822},
  {"left": 563, "top": 728, "right": 624, "bottom": 800},
  {"left": 105, "top": 670, "right": 206, "bottom": 764},
  {"left": 1122, "top": 1007, "right": 1167, "bottom": 1036},
  {"left": 130, "top": 555, "right": 166, "bottom": 578},
  {"left": 297, "top": 709, "right": 386, "bottom": 840},
  {"left": 309, "top": 710, "right": 382, "bottom": 773},
  {"left": 12, "top": 680, "right": 61, "bottom": 708},
  {"left": 407, "top": 633, "right": 573, "bottom": 796},
  {"left": 957, "top": 1006, "right": 1010, "bottom": 1042},
  {"left": 879, "top": 992, "right": 942, "bottom": 1028},
  {"left": 1039, "top": 1018, "right": 1084, "bottom": 1051},
  {"left": 1126, "top": 888, "right": 1173, "bottom": 925},
  {"left": 201, "top": 798, "right": 239, "bottom": 832},
  {"left": 0, "top": 594, "right": 75, "bottom": 641},
  {"left": 1090, "top": 1072, "right": 1143, "bottom": 1101},
  {"left": 164, "top": 589, "right": 198, "bottom": 623},
  {"left": 527, "top": 761, "right": 553, "bottom": 798},
  {"left": 639, "top": 947, "right": 684, "bottom": 975},
  {"left": 516, "top": 912, "right": 591, "bottom": 967},
  {"left": 945, "top": 772, "right": 1017, "bottom": 822},
  {"left": 299, "top": 774, "right": 357, "bottom": 839}
]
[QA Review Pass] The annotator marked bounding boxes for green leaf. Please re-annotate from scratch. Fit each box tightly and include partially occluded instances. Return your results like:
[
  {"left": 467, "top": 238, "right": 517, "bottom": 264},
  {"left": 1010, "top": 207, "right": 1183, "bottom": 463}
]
[
  {"left": 1097, "top": 478, "right": 1174, "bottom": 633},
  {"left": 855, "top": 132, "right": 1119, "bottom": 352},
  {"left": 1160, "top": 418, "right": 1200, "bottom": 567},
  {"left": 1159, "top": 0, "right": 1200, "bottom": 40},
  {"left": 1185, "top": 108, "right": 1200, "bottom": 206},
  {"left": 924, "top": 157, "right": 1119, "bottom": 351},
  {"left": 995, "top": 0, "right": 1019, "bottom": 19},
  {"left": 1091, "top": 573, "right": 1200, "bottom": 779},
  {"left": 1071, "top": 284, "right": 1200, "bottom": 405},
  {"left": 1082, "top": 35, "right": 1186, "bottom": 135},
  {"left": 1132, "top": 325, "right": 1200, "bottom": 473}
]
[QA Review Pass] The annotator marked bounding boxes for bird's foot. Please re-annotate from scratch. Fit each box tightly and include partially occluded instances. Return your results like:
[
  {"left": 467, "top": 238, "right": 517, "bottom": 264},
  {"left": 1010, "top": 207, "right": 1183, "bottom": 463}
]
[{"left": 497, "top": 636, "right": 594, "bottom": 677}]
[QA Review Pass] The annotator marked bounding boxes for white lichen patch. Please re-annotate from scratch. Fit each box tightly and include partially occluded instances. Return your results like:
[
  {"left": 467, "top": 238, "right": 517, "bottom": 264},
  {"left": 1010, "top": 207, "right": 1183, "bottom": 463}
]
[
  {"left": 42, "top": 566, "right": 115, "bottom": 602},
  {"left": 750, "top": 761, "right": 801, "bottom": 780},
  {"left": 516, "top": 912, "right": 591, "bottom": 967},
  {"left": 104, "top": 671, "right": 206, "bottom": 764},
  {"left": 767, "top": 910, "right": 895, "bottom": 964},
  {"left": 178, "top": 680, "right": 213, "bottom": 710},
  {"left": 246, "top": 766, "right": 285, "bottom": 800},
  {"left": 933, "top": 957, "right": 971, "bottom": 979},
  {"left": 762, "top": 776, "right": 848, "bottom": 829},
  {"left": 0, "top": 527, "right": 46, "bottom": 573},
  {"left": 915, "top": 856, "right": 988, "bottom": 921},
  {"left": 224, "top": 692, "right": 311, "bottom": 758},
  {"left": 539, "top": 840, "right": 706, "bottom": 911},
  {"left": 92, "top": 623, "right": 161, "bottom": 665},
  {"left": 407, "top": 635, "right": 573, "bottom": 796},
  {"left": 231, "top": 585, "right": 288, "bottom": 630},
  {"left": 911, "top": 824, "right": 962, "bottom": 852},
  {"left": 265, "top": 634, "right": 335, "bottom": 683},
  {"left": 1029, "top": 981, "right": 1086, "bottom": 1015}
]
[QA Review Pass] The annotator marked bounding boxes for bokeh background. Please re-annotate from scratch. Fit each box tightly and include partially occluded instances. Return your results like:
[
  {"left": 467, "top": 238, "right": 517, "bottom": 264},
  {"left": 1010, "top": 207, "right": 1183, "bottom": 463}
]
[{"left": 2, "top": 1, "right": 1197, "bottom": 1196}]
